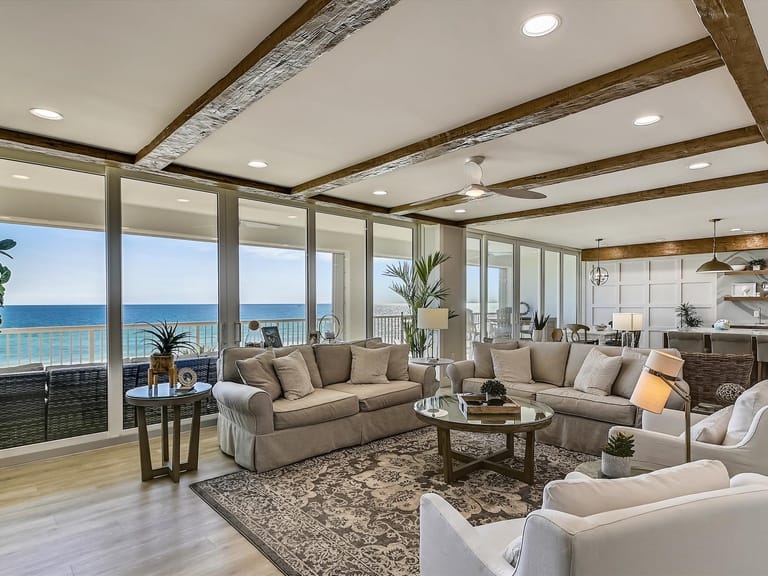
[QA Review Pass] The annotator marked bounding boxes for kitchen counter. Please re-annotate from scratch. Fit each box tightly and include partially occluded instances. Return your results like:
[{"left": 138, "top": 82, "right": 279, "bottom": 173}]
[{"left": 668, "top": 327, "right": 768, "bottom": 336}]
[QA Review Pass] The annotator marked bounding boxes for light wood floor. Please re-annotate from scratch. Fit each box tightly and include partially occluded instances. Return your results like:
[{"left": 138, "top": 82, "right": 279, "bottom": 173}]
[{"left": 0, "top": 427, "right": 281, "bottom": 576}]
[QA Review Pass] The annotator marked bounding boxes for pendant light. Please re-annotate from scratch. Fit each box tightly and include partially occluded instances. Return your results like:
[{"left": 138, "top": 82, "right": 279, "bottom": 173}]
[
  {"left": 589, "top": 238, "right": 609, "bottom": 286},
  {"left": 696, "top": 218, "right": 733, "bottom": 273}
]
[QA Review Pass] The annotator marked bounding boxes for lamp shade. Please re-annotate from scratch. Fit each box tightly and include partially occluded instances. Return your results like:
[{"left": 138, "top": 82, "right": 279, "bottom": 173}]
[
  {"left": 629, "top": 350, "right": 685, "bottom": 414},
  {"left": 612, "top": 313, "right": 643, "bottom": 331},
  {"left": 417, "top": 308, "right": 449, "bottom": 330}
]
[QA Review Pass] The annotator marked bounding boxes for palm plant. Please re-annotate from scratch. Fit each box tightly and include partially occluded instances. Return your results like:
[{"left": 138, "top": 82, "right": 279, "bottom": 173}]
[
  {"left": 532, "top": 310, "right": 550, "bottom": 330},
  {"left": 0, "top": 239, "right": 16, "bottom": 329},
  {"left": 675, "top": 302, "right": 702, "bottom": 328},
  {"left": 384, "top": 251, "right": 454, "bottom": 356},
  {"left": 142, "top": 321, "right": 196, "bottom": 356}
]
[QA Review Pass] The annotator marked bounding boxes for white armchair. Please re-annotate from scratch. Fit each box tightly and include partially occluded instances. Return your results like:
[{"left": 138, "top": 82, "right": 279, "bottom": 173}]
[
  {"left": 610, "top": 405, "right": 768, "bottom": 476},
  {"left": 420, "top": 463, "right": 768, "bottom": 576}
]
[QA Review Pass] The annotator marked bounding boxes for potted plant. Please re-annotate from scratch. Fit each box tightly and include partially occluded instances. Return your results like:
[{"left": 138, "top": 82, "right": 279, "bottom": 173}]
[
  {"left": 675, "top": 302, "right": 703, "bottom": 329},
  {"left": 601, "top": 432, "right": 635, "bottom": 478},
  {"left": 532, "top": 310, "right": 550, "bottom": 342},
  {"left": 385, "top": 251, "right": 455, "bottom": 357},
  {"left": 143, "top": 320, "right": 196, "bottom": 377},
  {"left": 480, "top": 379, "right": 506, "bottom": 405},
  {"left": 749, "top": 258, "right": 765, "bottom": 271},
  {"left": 0, "top": 238, "right": 16, "bottom": 330}
]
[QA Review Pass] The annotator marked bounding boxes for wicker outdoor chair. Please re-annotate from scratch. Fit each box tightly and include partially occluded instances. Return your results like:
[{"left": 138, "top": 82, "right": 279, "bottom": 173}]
[
  {"left": 0, "top": 370, "right": 47, "bottom": 449},
  {"left": 47, "top": 365, "right": 108, "bottom": 440},
  {"left": 681, "top": 352, "right": 754, "bottom": 407}
]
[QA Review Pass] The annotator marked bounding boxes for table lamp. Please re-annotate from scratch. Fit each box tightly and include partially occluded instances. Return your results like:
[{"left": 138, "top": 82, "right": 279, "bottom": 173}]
[
  {"left": 630, "top": 350, "right": 690, "bottom": 461},
  {"left": 612, "top": 312, "right": 643, "bottom": 347},
  {"left": 417, "top": 308, "right": 449, "bottom": 361}
]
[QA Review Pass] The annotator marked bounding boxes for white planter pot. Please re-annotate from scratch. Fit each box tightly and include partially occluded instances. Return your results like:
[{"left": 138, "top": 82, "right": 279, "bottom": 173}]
[
  {"left": 533, "top": 329, "right": 543, "bottom": 342},
  {"left": 601, "top": 452, "right": 631, "bottom": 478}
]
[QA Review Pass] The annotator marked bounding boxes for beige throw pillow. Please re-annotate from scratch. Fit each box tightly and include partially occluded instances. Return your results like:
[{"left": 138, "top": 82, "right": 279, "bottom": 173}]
[
  {"left": 366, "top": 341, "right": 410, "bottom": 381},
  {"left": 490, "top": 347, "right": 533, "bottom": 384},
  {"left": 235, "top": 349, "right": 282, "bottom": 400},
  {"left": 272, "top": 349, "right": 314, "bottom": 400},
  {"left": 350, "top": 346, "right": 390, "bottom": 384},
  {"left": 573, "top": 348, "right": 622, "bottom": 396},
  {"left": 683, "top": 405, "right": 733, "bottom": 445},
  {"left": 724, "top": 380, "right": 768, "bottom": 445},
  {"left": 473, "top": 341, "right": 519, "bottom": 379}
]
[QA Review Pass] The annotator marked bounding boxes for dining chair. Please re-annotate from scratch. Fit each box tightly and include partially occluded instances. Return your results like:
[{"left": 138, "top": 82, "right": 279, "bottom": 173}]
[
  {"left": 756, "top": 335, "right": 768, "bottom": 381},
  {"left": 667, "top": 331, "right": 707, "bottom": 353},
  {"left": 565, "top": 323, "right": 598, "bottom": 344},
  {"left": 710, "top": 333, "right": 753, "bottom": 355}
]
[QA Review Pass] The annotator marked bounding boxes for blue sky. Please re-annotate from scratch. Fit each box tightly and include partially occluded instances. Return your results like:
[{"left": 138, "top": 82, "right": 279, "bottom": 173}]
[{"left": 0, "top": 223, "right": 407, "bottom": 305}]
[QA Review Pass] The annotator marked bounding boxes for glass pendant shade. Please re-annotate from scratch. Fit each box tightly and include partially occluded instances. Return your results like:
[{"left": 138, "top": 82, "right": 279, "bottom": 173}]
[
  {"left": 696, "top": 218, "right": 733, "bottom": 273},
  {"left": 589, "top": 238, "right": 609, "bottom": 286}
]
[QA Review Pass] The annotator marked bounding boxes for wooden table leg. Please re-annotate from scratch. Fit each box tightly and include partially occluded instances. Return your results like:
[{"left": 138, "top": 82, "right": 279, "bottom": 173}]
[
  {"left": 161, "top": 405, "right": 169, "bottom": 463},
  {"left": 522, "top": 431, "right": 535, "bottom": 485},
  {"left": 506, "top": 432, "right": 515, "bottom": 456},
  {"left": 438, "top": 427, "right": 453, "bottom": 483},
  {"left": 187, "top": 400, "right": 202, "bottom": 471},
  {"left": 170, "top": 405, "right": 181, "bottom": 482},
  {"left": 136, "top": 407, "right": 153, "bottom": 482}
]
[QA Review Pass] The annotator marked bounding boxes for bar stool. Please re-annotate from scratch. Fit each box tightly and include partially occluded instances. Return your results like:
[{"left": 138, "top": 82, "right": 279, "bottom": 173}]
[
  {"left": 710, "top": 332, "right": 753, "bottom": 355},
  {"left": 757, "top": 335, "right": 768, "bottom": 381},
  {"left": 667, "top": 331, "right": 707, "bottom": 353}
]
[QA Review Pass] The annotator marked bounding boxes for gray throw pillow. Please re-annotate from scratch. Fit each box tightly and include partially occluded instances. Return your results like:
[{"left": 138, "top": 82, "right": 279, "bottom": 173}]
[
  {"left": 350, "top": 346, "right": 390, "bottom": 384},
  {"left": 273, "top": 349, "right": 315, "bottom": 400},
  {"left": 490, "top": 347, "right": 533, "bottom": 384},
  {"left": 235, "top": 349, "right": 282, "bottom": 400},
  {"left": 366, "top": 341, "right": 410, "bottom": 381},
  {"left": 574, "top": 348, "right": 622, "bottom": 396}
]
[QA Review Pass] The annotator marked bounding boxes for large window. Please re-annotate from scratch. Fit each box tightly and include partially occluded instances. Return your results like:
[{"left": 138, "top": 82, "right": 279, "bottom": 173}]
[
  {"left": 0, "top": 160, "right": 106, "bottom": 446},
  {"left": 545, "top": 250, "right": 561, "bottom": 327},
  {"left": 487, "top": 240, "right": 515, "bottom": 340},
  {"left": 562, "top": 253, "right": 578, "bottom": 325},
  {"left": 466, "top": 236, "right": 481, "bottom": 351},
  {"left": 520, "top": 245, "right": 541, "bottom": 337},
  {"left": 239, "top": 199, "right": 306, "bottom": 346},
  {"left": 373, "top": 222, "right": 412, "bottom": 343}
]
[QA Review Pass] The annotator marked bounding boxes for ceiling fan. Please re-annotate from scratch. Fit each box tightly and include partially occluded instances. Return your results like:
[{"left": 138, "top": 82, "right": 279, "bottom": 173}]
[{"left": 455, "top": 156, "right": 547, "bottom": 200}]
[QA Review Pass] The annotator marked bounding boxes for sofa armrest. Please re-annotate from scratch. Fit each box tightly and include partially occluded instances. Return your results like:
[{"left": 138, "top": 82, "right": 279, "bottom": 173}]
[
  {"left": 408, "top": 363, "right": 437, "bottom": 397},
  {"left": 213, "top": 381, "right": 275, "bottom": 435},
  {"left": 664, "top": 379, "right": 690, "bottom": 410},
  {"left": 446, "top": 360, "right": 475, "bottom": 394},
  {"left": 641, "top": 408, "right": 706, "bottom": 435}
]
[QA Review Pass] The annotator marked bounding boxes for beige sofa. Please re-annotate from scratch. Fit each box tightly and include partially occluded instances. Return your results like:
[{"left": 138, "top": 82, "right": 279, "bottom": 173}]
[
  {"left": 447, "top": 341, "right": 686, "bottom": 455},
  {"left": 213, "top": 340, "right": 436, "bottom": 472}
]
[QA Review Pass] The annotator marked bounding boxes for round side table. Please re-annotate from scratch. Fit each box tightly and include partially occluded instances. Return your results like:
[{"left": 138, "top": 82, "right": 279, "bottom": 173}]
[{"left": 125, "top": 382, "right": 212, "bottom": 482}]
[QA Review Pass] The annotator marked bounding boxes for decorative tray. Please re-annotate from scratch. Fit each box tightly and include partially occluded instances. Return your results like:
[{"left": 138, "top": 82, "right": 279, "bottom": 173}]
[{"left": 458, "top": 393, "right": 521, "bottom": 417}]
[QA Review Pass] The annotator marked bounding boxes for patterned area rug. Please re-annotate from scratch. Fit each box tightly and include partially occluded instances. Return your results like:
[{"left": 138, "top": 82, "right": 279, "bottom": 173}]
[{"left": 191, "top": 428, "right": 593, "bottom": 576}]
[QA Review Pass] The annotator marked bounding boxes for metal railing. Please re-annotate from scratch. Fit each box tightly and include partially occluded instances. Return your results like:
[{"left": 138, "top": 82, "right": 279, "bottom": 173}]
[{"left": 0, "top": 315, "right": 408, "bottom": 368}]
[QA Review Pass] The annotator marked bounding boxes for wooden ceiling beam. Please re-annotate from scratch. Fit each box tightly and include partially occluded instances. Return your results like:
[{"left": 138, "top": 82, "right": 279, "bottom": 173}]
[
  {"left": 292, "top": 37, "right": 723, "bottom": 197},
  {"left": 134, "top": 0, "right": 400, "bottom": 170},
  {"left": 0, "top": 127, "right": 134, "bottom": 165},
  {"left": 582, "top": 233, "right": 768, "bottom": 261},
  {"left": 462, "top": 170, "right": 768, "bottom": 225},
  {"left": 694, "top": 0, "right": 768, "bottom": 143},
  {"left": 387, "top": 126, "right": 760, "bottom": 215}
]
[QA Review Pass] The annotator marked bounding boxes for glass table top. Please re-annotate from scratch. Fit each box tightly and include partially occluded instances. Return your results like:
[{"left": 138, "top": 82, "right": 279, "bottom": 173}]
[
  {"left": 414, "top": 394, "right": 554, "bottom": 427},
  {"left": 125, "top": 382, "right": 212, "bottom": 400}
]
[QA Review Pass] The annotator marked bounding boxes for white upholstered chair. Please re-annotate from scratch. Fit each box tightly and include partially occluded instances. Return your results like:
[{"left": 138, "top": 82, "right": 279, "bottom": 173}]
[{"left": 420, "top": 461, "right": 768, "bottom": 576}]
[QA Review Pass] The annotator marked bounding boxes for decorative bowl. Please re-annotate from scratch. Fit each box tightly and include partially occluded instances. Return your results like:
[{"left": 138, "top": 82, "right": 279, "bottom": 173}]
[
  {"left": 731, "top": 264, "right": 747, "bottom": 271},
  {"left": 594, "top": 324, "right": 607, "bottom": 331}
]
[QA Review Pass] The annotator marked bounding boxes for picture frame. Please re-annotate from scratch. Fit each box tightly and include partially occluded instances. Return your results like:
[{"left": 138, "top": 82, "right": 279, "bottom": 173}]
[
  {"left": 731, "top": 282, "right": 758, "bottom": 297},
  {"left": 260, "top": 325, "right": 283, "bottom": 348}
]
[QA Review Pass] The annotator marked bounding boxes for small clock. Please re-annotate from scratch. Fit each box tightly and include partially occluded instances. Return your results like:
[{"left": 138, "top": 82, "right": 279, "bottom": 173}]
[{"left": 177, "top": 367, "right": 198, "bottom": 389}]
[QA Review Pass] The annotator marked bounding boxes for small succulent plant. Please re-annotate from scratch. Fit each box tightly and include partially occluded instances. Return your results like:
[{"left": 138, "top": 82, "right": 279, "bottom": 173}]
[
  {"left": 480, "top": 379, "right": 506, "bottom": 398},
  {"left": 602, "top": 432, "right": 635, "bottom": 458}
]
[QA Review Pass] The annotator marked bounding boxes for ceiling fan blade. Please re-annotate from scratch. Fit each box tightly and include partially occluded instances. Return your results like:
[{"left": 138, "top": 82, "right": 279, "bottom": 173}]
[
  {"left": 388, "top": 188, "right": 471, "bottom": 215},
  {"left": 486, "top": 186, "right": 547, "bottom": 200}
]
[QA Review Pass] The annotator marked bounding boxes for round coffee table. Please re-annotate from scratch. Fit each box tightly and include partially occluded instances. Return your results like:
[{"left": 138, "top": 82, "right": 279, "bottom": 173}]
[
  {"left": 574, "top": 459, "right": 653, "bottom": 479},
  {"left": 125, "top": 382, "right": 212, "bottom": 482},
  {"left": 413, "top": 394, "right": 554, "bottom": 484}
]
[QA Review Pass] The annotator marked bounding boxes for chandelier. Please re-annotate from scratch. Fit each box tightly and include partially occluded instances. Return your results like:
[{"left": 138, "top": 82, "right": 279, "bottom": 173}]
[{"left": 589, "top": 238, "right": 609, "bottom": 286}]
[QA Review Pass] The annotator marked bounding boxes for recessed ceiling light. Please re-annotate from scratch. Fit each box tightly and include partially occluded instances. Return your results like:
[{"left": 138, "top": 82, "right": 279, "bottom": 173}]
[
  {"left": 521, "top": 13, "right": 561, "bottom": 37},
  {"left": 372, "top": 190, "right": 388, "bottom": 196},
  {"left": 454, "top": 208, "right": 467, "bottom": 214},
  {"left": 11, "top": 174, "right": 30, "bottom": 180},
  {"left": 633, "top": 114, "right": 662, "bottom": 126},
  {"left": 730, "top": 228, "right": 742, "bottom": 232},
  {"left": 29, "top": 107, "right": 63, "bottom": 120},
  {"left": 688, "top": 162, "right": 711, "bottom": 170},
  {"left": 247, "top": 160, "right": 268, "bottom": 168},
  {"left": 176, "top": 198, "right": 190, "bottom": 203},
  {"left": 287, "top": 215, "right": 298, "bottom": 219}
]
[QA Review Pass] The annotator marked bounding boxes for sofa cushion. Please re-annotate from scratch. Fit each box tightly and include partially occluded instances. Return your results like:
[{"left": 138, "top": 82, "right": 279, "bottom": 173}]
[
  {"left": 564, "top": 344, "right": 620, "bottom": 387},
  {"left": 519, "top": 341, "right": 570, "bottom": 385},
  {"left": 366, "top": 341, "right": 410, "bottom": 381},
  {"left": 273, "top": 350, "right": 314, "bottom": 401},
  {"left": 218, "top": 346, "right": 268, "bottom": 383},
  {"left": 326, "top": 381, "right": 422, "bottom": 412},
  {"left": 491, "top": 347, "right": 533, "bottom": 384},
  {"left": 574, "top": 348, "right": 622, "bottom": 396},
  {"left": 275, "top": 345, "right": 323, "bottom": 389},
  {"left": 272, "top": 388, "right": 359, "bottom": 430},
  {"left": 535, "top": 387, "right": 637, "bottom": 426},
  {"left": 724, "top": 380, "right": 768, "bottom": 445},
  {"left": 543, "top": 459, "right": 730, "bottom": 517},
  {"left": 473, "top": 341, "right": 519, "bottom": 379},
  {"left": 461, "top": 378, "right": 556, "bottom": 400},
  {"left": 314, "top": 344, "right": 352, "bottom": 385},
  {"left": 685, "top": 405, "right": 733, "bottom": 444},
  {"left": 612, "top": 347, "right": 682, "bottom": 399},
  {"left": 350, "top": 346, "right": 390, "bottom": 384},
  {"left": 235, "top": 349, "right": 282, "bottom": 400}
]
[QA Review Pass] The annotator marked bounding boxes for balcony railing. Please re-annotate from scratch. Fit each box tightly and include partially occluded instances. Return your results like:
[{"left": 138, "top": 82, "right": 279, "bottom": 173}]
[{"left": 0, "top": 315, "right": 407, "bottom": 368}]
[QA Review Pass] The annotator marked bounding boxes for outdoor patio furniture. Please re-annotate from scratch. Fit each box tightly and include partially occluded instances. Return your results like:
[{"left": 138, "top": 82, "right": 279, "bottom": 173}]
[
  {"left": 681, "top": 352, "right": 753, "bottom": 407},
  {"left": 0, "top": 370, "right": 47, "bottom": 449}
]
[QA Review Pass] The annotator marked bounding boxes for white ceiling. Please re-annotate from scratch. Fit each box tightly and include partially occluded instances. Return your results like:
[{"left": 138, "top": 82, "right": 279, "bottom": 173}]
[{"left": 1, "top": 0, "right": 767, "bottom": 251}]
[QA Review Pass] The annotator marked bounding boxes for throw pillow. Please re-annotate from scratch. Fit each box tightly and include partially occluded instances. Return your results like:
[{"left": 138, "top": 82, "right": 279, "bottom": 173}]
[
  {"left": 473, "top": 341, "right": 519, "bottom": 379},
  {"left": 573, "top": 348, "right": 623, "bottom": 396},
  {"left": 683, "top": 405, "right": 734, "bottom": 444},
  {"left": 724, "top": 380, "right": 768, "bottom": 445},
  {"left": 275, "top": 345, "right": 323, "bottom": 388},
  {"left": 366, "top": 341, "right": 410, "bottom": 381},
  {"left": 502, "top": 535, "right": 522, "bottom": 568},
  {"left": 490, "top": 347, "right": 533, "bottom": 384},
  {"left": 612, "top": 349, "right": 647, "bottom": 399},
  {"left": 272, "top": 349, "right": 315, "bottom": 400},
  {"left": 350, "top": 346, "right": 390, "bottom": 384},
  {"left": 543, "top": 459, "right": 730, "bottom": 517},
  {"left": 235, "top": 349, "right": 282, "bottom": 400}
]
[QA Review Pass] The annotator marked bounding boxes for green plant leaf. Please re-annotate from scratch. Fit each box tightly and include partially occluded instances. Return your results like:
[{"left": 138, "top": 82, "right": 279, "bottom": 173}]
[{"left": 0, "top": 239, "right": 16, "bottom": 251}]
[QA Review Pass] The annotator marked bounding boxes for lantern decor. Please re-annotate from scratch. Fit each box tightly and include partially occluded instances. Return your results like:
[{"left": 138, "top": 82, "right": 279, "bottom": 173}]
[{"left": 589, "top": 238, "right": 609, "bottom": 287}]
